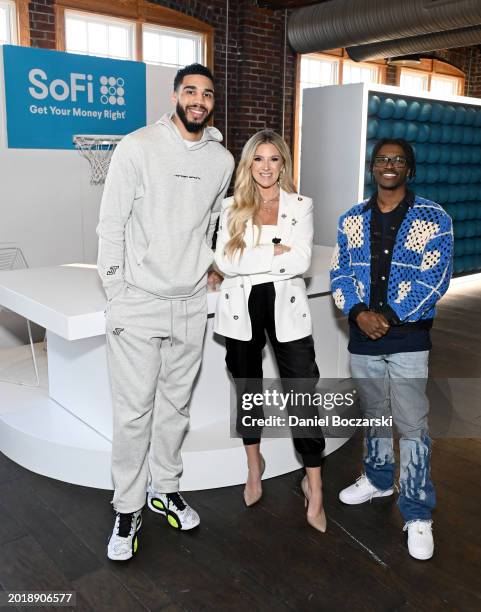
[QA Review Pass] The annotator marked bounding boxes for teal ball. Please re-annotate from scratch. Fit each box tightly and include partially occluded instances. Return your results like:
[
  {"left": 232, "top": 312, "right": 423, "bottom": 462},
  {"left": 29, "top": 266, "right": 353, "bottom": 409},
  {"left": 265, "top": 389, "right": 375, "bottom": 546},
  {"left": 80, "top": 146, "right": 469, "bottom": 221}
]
[
  {"left": 454, "top": 106, "right": 467, "bottom": 125},
  {"left": 438, "top": 165, "right": 450, "bottom": 182},
  {"left": 427, "top": 146, "right": 441, "bottom": 163},
  {"left": 367, "top": 118, "right": 379, "bottom": 139},
  {"left": 429, "top": 125, "right": 442, "bottom": 143},
  {"left": 393, "top": 98, "right": 408, "bottom": 118},
  {"left": 441, "top": 125, "right": 453, "bottom": 143},
  {"left": 462, "top": 127, "right": 474, "bottom": 145},
  {"left": 465, "top": 107, "right": 476, "bottom": 126},
  {"left": 431, "top": 103, "right": 444, "bottom": 123},
  {"left": 470, "top": 148, "right": 481, "bottom": 163},
  {"left": 368, "top": 95, "right": 381, "bottom": 116},
  {"left": 405, "top": 122, "right": 419, "bottom": 141},
  {"left": 379, "top": 98, "right": 396, "bottom": 119},
  {"left": 417, "top": 124, "right": 430, "bottom": 142},
  {"left": 392, "top": 121, "right": 406, "bottom": 138},
  {"left": 406, "top": 100, "right": 421, "bottom": 120},
  {"left": 439, "top": 146, "right": 451, "bottom": 163},
  {"left": 453, "top": 257, "right": 464, "bottom": 274},
  {"left": 418, "top": 102, "right": 432, "bottom": 122},
  {"left": 378, "top": 121, "right": 392, "bottom": 139},
  {"left": 442, "top": 105, "right": 456, "bottom": 124}
]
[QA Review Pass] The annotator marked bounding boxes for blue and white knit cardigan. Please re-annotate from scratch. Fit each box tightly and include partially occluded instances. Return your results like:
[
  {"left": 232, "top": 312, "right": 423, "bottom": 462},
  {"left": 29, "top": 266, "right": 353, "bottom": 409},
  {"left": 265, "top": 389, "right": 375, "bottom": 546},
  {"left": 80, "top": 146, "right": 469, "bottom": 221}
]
[{"left": 330, "top": 195, "right": 454, "bottom": 323}]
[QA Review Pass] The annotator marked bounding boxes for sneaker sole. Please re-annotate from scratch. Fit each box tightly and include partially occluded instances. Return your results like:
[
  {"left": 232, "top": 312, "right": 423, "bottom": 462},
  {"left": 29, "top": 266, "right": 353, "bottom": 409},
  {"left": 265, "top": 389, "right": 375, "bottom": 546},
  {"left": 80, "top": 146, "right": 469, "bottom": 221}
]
[
  {"left": 148, "top": 497, "right": 199, "bottom": 531},
  {"left": 107, "top": 517, "right": 142, "bottom": 561},
  {"left": 339, "top": 488, "right": 394, "bottom": 505},
  {"left": 408, "top": 548, "right": 434, "bottom": 561}
]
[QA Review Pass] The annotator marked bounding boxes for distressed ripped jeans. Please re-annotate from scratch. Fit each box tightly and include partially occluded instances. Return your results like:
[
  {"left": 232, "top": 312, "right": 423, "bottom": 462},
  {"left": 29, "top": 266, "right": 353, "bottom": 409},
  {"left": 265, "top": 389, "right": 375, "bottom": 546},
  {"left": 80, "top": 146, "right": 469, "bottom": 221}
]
[{"left": 350, "top": 351, "right": 436, "bottom": 522}]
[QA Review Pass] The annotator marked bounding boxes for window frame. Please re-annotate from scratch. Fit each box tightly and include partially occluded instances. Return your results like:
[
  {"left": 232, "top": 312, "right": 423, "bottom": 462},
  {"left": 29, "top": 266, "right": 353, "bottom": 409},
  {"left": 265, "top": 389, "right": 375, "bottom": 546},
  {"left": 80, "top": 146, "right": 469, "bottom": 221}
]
[
  {"left": 0, "top": 0, "right": 17, "bottom": 45},
  {"left": 64, "top": 9, "right": 137, "bottom": 60},
  {"left": 55, "top": 0, "right": 213, "bottom": 70},
  {"left": 396, "top": 58, "right": 465, "bottom": 96},
  {"left": 0, "top": 0, "right": 30, "bottom": 45},
  {"left": 294, "top": 49, "right": 386, "bottom": 186},
  {"left": 141, "top": 22, "right": 204, "bottom": 68}
]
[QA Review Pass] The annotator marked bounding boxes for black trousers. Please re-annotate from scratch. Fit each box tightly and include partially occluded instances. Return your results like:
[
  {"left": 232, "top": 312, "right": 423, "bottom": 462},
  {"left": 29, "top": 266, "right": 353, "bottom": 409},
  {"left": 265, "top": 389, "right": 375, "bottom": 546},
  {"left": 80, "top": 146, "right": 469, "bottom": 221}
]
[{"left": 225, "top": 282, "right": 325, "bottom": 468}]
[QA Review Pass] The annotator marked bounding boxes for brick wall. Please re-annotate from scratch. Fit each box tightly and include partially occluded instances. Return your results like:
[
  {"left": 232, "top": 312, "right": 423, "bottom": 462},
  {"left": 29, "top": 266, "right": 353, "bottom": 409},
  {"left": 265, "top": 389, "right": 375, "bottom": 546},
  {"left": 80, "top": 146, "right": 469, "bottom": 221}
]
[
  {"left": 385, "top": 46, "right": 481, "bottom": 97},
  {"left": 29, "top": 0, "right": 56, "bottom": 49},
  {"left": 25, "top": 0, "right": 295, "bottom": 163},
  {"left": 441, "top": 46, "right": 481, "bottom": 98},
  {"left": 24, "top": 1, "right": 481, "bottom": 161},
  {"left": 150, "top": 1, "right": 295, "bottom": 161}
]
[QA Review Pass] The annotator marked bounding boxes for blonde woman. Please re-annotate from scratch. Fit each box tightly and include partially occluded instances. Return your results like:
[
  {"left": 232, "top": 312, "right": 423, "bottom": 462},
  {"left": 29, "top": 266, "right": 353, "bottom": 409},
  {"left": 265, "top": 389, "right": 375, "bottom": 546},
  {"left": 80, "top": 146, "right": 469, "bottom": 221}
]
[{"left": 214, "top": 129, "right": 326, "bottom": 532}]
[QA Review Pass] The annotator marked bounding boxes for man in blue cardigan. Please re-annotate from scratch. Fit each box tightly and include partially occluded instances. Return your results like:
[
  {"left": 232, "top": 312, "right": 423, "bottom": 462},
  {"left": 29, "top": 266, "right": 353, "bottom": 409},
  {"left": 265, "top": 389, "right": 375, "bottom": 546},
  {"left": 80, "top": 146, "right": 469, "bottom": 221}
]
[{"left": 330, "top": 138, "right": 453, "bottom": 560}]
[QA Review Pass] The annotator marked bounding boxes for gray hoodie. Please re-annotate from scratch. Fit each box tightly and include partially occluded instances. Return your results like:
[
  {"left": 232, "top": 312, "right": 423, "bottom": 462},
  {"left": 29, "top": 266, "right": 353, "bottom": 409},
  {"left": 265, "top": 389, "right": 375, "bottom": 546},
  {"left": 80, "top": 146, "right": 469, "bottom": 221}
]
[{"left": 97, "top": 113, "right": 234, "bottom": 300}]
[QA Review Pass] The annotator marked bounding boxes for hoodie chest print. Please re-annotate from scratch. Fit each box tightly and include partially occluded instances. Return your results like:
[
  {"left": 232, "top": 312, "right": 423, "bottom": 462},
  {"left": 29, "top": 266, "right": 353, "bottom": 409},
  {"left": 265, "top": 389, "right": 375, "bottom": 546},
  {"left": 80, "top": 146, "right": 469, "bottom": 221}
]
[{"left": 174, "top": 173, "right": 202, "bottom": 181}]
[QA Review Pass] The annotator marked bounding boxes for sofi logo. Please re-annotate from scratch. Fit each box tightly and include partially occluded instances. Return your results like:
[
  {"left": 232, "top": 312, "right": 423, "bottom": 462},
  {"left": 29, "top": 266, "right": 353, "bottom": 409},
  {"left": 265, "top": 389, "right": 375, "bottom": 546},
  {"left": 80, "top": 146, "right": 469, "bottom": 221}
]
[{"left": 28, "top": 69, "right": 125, "bottom": 106}]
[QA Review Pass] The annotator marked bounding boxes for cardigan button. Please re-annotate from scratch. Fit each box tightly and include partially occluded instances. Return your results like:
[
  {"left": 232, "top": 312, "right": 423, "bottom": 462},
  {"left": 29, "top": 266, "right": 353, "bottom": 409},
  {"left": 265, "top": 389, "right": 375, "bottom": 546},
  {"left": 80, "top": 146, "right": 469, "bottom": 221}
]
[
  {"left": 290, "top": 296, "right": 295, "bottom": 303},
  {"left": 298, "top": 196, "right": 302, "bottom": 201},
  {"left": 225, "top": 293, "right": 229, "bottom": 299},
  {"left": 303, "top": 313, "right": 307, "bottom": 318},
  {"left": 280, "top": 268, "right": 285, "bottom": 273},
  {"left": 233, "top": 315, "right": 239, "bottom": 320}
]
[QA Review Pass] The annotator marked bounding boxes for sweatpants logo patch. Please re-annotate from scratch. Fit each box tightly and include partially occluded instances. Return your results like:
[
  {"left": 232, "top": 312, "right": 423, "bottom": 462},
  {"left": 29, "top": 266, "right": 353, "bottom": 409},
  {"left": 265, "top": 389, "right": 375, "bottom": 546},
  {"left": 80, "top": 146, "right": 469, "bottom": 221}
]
[
  {"left": 107, "top": 266, "right": 119, "bottom": 276},
  {"left": 113, "top": 328, "right": 125, "bottom": 336}
]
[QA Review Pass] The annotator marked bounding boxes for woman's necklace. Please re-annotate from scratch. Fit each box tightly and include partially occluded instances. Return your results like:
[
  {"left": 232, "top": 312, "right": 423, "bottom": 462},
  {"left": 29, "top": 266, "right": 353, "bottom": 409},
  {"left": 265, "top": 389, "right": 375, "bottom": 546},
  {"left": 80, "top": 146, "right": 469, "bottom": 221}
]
[{"left": 260, "top": 186, "right": 280, "bottom": 214}]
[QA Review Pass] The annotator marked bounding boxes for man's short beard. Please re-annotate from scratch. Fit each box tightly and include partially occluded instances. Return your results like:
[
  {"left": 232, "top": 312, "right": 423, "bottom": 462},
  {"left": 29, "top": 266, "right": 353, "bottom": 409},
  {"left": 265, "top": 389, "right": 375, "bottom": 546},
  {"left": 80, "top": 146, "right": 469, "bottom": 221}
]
[
  {"left": 379, "top": 181, "right": 405, "bottom": 191},
  {"left": 176, "top": 102, "right": 213, "bottom": 133}
]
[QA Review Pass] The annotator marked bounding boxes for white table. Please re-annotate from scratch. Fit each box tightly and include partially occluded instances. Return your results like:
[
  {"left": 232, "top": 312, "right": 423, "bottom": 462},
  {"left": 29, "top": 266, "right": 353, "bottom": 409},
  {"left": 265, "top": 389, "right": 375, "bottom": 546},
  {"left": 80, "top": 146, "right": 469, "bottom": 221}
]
[{"left": 0, "top": 247, "right": 350, "bottom": 490}]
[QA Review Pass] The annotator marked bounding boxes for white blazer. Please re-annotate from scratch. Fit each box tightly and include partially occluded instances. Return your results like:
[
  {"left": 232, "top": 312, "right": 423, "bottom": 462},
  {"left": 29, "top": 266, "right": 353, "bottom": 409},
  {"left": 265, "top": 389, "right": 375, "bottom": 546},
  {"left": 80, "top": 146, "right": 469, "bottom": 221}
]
[{"left": 214, "top": 189, "right": 314, "bottom": 342}]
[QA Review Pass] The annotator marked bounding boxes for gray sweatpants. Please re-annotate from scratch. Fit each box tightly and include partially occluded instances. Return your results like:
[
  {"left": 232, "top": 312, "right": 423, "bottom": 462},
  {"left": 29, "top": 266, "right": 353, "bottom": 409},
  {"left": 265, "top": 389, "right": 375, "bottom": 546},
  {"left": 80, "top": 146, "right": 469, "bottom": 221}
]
[{"left": 105, "top": 284, "right": 207, "bottom": 513}]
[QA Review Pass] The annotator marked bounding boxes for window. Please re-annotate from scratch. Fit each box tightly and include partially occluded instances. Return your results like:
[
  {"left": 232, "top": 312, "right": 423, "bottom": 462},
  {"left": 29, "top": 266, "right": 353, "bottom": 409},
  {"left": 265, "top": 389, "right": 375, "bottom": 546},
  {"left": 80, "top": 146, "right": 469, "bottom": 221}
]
[
  {"left": 400, "top": 69, "right": 429, "bottom": 93},
  {"left": 0, "top": 0, "right": 17, "bottom": 45},
  {"left": 143, "top": 24, "right": 203, "bottom": 68},
  {"left": 300, "top": 55, "right": 339, "bottom": 89},
  {"left": 56, "top": 1, "right": 213, "bottom": 70},
  {"left": 65, "top": 10, "right": 135, "bottom": 60},
  {"left": 295, "top": 51, "right": 384, "bottom": 182},
  {"left": 343, "top": 61, "right": 380, "bottom": 85},
  {"left": 431, "top": 74, "right": 462, "bottom": 97},
  {"left": 397, "top": 60, "right": 464, "bottom": 96}
]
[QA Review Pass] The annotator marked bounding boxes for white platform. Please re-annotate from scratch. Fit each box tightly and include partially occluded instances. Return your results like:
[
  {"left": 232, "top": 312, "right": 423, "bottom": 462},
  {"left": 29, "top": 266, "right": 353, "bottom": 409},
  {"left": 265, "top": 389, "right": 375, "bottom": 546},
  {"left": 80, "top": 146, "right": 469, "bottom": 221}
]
[{"left": 0, "top": 247, "right": 351, "bottom": 490}]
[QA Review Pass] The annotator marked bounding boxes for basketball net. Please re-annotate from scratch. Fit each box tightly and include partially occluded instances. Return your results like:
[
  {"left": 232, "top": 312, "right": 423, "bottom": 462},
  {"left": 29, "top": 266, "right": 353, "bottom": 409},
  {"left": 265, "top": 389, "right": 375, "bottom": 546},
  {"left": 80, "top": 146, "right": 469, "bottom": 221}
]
[{"left": 73, "top": 135, "right": 123, "bottom": 185}]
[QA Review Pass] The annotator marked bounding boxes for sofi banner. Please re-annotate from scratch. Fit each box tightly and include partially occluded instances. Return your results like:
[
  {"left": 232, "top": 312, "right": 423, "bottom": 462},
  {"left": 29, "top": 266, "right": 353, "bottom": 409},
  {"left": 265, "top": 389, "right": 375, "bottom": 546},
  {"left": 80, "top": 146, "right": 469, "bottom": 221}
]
[{"left": 3, "top": 45, "right": 146, "bottom": 149}]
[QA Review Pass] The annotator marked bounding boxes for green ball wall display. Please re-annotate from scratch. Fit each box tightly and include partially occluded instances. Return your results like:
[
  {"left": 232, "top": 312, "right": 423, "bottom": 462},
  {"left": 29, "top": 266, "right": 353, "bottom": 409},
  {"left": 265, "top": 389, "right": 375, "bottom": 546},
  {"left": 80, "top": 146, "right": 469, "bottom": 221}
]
[{"left": 365, "top": 92, "right": 481, "bottom": 276}]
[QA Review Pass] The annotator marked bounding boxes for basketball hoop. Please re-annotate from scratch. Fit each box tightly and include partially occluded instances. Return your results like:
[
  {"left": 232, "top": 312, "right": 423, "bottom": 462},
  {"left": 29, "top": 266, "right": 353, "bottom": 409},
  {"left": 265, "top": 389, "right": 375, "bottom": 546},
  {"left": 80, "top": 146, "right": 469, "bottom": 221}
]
[{"left": 73, "top": 134, "right": 123, "bottom": 185}]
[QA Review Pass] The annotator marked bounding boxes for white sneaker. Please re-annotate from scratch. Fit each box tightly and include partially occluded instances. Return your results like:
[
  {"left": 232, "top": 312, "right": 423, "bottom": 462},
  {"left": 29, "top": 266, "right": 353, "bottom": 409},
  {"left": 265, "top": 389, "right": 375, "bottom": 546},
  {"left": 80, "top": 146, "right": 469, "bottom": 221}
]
[
  {"left": 107, "top": 510, "right": 142, "bottom": 561},
  {"left": 147, "top": 491, "right": 200, "bottom": 531},
  {"left": 404, "top": 520, "right": 434, "bottom": 560},
  {"left": 339, "top": 474, "right": 394, "bottom": 505}
]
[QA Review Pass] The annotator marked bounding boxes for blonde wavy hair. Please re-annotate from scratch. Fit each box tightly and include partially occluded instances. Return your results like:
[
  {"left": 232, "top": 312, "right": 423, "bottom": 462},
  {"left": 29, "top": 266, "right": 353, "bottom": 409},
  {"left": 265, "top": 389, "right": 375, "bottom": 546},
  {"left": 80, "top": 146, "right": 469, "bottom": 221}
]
[{"left": 224, "top": 129, "right": 296, "bottom": 260}]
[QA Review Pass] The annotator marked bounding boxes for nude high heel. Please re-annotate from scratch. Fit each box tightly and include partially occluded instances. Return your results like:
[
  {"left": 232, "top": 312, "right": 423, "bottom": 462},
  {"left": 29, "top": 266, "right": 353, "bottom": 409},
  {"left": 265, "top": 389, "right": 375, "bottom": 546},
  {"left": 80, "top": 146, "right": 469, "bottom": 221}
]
[
  {"left": 244, "top": 454, "right": 266, "bottom": 507},
  {"left": 301, "top": 475, "right": 327, "bottom": 533}
]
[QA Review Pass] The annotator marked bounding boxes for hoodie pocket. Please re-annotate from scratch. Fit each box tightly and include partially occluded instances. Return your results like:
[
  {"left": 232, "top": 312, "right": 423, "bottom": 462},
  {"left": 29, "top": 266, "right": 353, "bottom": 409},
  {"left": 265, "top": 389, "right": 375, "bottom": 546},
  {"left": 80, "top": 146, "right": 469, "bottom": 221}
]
[{"left": 137, "top": 242, "right": 151, "bottom": 266}]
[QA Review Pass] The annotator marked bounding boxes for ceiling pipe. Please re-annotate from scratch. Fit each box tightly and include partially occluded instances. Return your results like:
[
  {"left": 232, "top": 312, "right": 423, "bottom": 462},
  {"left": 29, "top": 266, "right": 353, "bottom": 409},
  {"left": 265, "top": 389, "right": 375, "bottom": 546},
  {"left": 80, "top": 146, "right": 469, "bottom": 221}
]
[
  {"left": 347, "top": 24, "right": 481, "bottom": 62},
  {"left": 288, "top": 0, "right": 481, "bottom": 54}
]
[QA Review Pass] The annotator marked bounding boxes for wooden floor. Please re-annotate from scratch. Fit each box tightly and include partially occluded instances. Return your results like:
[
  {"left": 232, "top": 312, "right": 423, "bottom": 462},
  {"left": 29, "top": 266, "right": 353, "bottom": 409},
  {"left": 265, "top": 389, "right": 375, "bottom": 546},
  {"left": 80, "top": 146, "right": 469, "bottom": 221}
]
[{"left": 1, "top": 280, "right": 481, "bottom": 612}]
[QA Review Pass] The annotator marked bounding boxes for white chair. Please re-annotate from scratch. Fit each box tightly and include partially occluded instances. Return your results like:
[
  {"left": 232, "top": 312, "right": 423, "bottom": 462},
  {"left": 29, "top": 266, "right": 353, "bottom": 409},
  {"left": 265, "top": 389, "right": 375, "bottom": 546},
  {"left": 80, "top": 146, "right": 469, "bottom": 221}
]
[{"left": 0, "top": 245, "right": 40, "bottom": 386}]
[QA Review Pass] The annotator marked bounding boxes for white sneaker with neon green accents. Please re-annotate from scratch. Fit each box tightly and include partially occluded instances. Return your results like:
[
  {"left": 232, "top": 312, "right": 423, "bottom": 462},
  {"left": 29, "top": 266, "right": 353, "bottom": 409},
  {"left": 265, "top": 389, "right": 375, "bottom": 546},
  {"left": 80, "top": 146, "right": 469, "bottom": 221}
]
[
  {"left": 147, "top": 490, "right": 200, "bottom": 530},
  {"left": 107, "top": 510, "right": 142, "bottom": 561}
]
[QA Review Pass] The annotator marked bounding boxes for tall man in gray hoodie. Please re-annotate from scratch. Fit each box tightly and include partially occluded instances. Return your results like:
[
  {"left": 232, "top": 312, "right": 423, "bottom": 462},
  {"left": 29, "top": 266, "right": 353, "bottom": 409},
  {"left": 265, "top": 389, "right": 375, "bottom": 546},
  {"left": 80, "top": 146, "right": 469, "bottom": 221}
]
[{"left": 97, "top": 64, "right": 234, "bottom": 561}]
